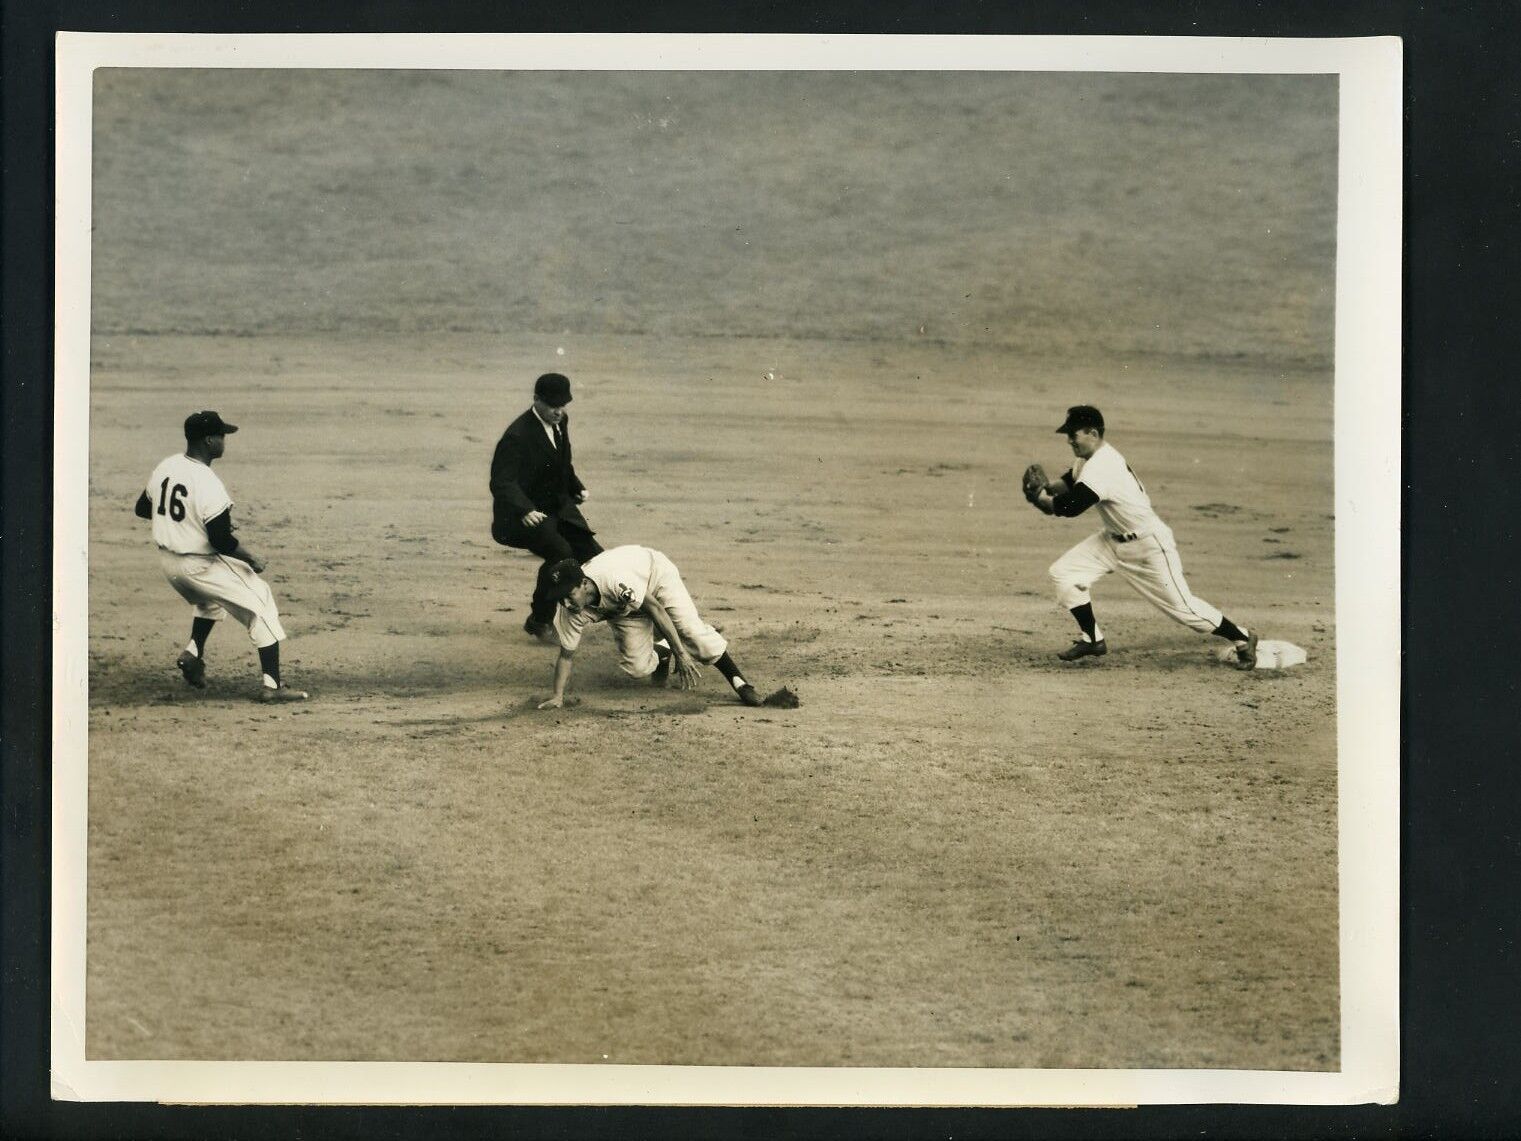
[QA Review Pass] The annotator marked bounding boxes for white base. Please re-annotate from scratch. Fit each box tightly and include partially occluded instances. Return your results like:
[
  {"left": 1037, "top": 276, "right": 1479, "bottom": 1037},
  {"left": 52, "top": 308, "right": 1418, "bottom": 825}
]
[{"left": 1215, "top": 638, "right": 1307, "bottom": 670}]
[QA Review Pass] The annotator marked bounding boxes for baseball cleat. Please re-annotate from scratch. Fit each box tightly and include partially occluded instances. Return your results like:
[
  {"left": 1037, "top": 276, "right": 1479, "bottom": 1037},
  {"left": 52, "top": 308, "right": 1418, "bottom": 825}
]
[
  {"left": 258, "top": 684, "right": 309, "bottom": 704},
  {"left": 1057, "top": 638, "right": 1107, "bottom": 661},
  {"left": 651, "top": 652, "right": 671, "bottom": 685},
  {"left": 523, "top": 616, "right": 557, "bottom": 644},
  {"left": 1234, "top": 632, "right": 1259, "bottom": 671},
  {"left": 736, "top": 684, "right": 763, "bottom": 707},
  {"left": 175, "top": 650, "right": 207, "bottom": 688}
]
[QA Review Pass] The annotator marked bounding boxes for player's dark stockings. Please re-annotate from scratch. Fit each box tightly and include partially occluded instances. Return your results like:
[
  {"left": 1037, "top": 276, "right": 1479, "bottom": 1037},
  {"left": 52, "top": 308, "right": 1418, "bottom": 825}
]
[
  {"left": 1069, "top": 603, "right": 1098, "bottom": 641},
  {"left": 257, "top": 643, "right": 281, "bottom": 686},
  {"left": 713, "top": 652, "right": 748, "bottom": 688},
  {"left": 189, "top": 616, "right": 216, "bottom": 655},
  {"left": 1213, "top": 617, "right": 1248, "bottom": 642}
]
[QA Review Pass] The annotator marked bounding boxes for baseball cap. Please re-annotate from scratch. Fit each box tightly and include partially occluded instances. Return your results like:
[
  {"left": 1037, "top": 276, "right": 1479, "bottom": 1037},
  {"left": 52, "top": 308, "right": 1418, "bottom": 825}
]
[
  {"left": 538, "top": 558, "right": 586, "bottom": 603},
  {"left": 184, "top": 410, "right": 239, "bottom": 440},
  {"left": 533, "top": 372, "right": 573, "bottom": 406},
  {"left": 1055, "top": 405, "right": 1104, "bottom": 434}
]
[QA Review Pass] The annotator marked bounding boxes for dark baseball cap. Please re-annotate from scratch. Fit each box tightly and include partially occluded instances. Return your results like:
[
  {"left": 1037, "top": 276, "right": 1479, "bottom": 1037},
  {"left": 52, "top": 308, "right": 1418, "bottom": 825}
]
[
  {"left": 538, "top": 558, "right": 586, "bottom": 603},
  {"left": 184, "top": 410, "right": 239, "bottom": 440},
  {"left": 533, "top": 372, "right": 573, "bottom": 406},
  {"left": 1055, "top": 405, "right": 1104, "bottom": 434}
]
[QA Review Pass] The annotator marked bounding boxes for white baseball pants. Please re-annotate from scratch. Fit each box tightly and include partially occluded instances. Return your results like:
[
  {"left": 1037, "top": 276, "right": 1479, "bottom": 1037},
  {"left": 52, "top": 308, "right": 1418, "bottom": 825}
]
[
  {"left": 1049, "top": 529, "right": 1224, "bottom": 635},
  {"left": 608, "top": 550, "right": 728, "bottom": 677},
  {"left": 158, "top": 550, "right": 288, "bottom": 648}
]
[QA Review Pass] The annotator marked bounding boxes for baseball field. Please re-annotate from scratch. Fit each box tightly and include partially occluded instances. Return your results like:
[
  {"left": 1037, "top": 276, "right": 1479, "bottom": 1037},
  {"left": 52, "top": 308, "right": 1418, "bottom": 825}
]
[{"left": 80, "top": 68, "right": 1339, "bottom": 1070}]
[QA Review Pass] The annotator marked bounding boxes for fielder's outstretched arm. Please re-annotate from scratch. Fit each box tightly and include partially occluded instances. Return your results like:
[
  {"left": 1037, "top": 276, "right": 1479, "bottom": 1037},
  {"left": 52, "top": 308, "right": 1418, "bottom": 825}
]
[{"left": 538, "top": 649, "right": 576, "bottom": 709}]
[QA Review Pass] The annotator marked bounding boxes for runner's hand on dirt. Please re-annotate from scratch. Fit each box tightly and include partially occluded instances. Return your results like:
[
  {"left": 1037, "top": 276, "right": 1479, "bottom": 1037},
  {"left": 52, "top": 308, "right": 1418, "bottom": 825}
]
[{"left": 671, "top": 654, "right": 704, "bottom": 690}]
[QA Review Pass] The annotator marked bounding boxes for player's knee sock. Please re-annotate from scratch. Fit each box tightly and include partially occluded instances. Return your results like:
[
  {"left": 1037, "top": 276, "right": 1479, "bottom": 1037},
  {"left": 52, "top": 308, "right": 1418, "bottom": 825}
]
[
  {"left": 186, "top": 617, "right": 215, "bottom": 657},
  {"left": 1213, "top": 617, "right": 1249, "bottom": 642},
  {"left": 713, "top": 652, "right": 751, "bottom": 691},
  {"left": 257, "top": 643, "right": 281, "bottom": 688},
  {"left": 1070, "top": 603, "right": 1101, "bottom": 642}
]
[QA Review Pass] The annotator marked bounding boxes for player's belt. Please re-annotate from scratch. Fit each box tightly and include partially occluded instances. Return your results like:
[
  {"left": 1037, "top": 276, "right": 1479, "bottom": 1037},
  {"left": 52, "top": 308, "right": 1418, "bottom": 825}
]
[{"left": 1109, "top": 531, "right": 1141, "bottom": 543}]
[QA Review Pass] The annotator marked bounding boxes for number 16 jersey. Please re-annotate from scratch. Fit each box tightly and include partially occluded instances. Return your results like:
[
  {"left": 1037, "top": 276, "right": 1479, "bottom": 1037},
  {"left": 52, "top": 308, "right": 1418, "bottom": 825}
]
[{"left": 144, "top": 453, "right": 233, "bottom": 555}]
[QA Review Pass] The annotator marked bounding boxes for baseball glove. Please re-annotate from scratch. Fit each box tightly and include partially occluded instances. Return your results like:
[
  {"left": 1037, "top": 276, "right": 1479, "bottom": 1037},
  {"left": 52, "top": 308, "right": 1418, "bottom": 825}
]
[{"left": 1021, "top": 462, "right": 1049, "bottom": 503}]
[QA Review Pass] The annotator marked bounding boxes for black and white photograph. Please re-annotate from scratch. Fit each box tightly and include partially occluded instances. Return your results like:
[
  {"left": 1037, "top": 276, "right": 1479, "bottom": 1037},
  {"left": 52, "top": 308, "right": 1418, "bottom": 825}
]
[{"left": 50, "top": 33, "right": 1401, "bottom": 1106}]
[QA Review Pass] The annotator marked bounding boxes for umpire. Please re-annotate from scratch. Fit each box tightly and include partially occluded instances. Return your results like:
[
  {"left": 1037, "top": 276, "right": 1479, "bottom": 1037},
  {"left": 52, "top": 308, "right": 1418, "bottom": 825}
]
[{"left": 489, "top": 372, "right": 604, "bottom": 641}]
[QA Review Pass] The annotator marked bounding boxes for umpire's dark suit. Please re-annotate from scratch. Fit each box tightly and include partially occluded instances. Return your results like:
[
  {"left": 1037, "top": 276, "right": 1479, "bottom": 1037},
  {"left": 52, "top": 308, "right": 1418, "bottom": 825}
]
[{"left": 489, "top": 408, "right": 603, "bottom": 625}]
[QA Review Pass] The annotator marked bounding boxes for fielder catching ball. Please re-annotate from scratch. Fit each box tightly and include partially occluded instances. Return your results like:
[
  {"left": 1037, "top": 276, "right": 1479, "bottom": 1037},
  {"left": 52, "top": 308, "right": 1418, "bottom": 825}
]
[
  {"left": 133, "top": 411, "right": 308, "bottom": 702},
  {"left": 1024, "top": 405, "right": 1259, "bottom": 668},
  {"left": 534, "top": 545, "right": 766, "bottom": 709}
]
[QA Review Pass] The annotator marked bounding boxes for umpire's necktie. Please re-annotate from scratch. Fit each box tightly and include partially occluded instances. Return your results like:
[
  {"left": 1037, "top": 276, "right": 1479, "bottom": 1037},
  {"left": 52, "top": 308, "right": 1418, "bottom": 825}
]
[{"left": 553, "top": 422, "right": 565, "bottom": 451}]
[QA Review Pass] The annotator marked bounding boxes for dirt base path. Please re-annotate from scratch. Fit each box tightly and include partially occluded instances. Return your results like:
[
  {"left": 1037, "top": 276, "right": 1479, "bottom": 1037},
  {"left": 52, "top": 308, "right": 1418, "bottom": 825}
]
[{"left": 83, "top": 330, "right": 1337, "bottom": 1068}]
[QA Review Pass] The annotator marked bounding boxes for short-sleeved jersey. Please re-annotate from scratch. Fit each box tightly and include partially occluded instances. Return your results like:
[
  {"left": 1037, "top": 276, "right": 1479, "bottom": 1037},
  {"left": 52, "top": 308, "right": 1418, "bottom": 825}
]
[
  {"left": 552, "top": 545, "right": 658, "bottom": 651},
  {"left": 1072, "top": 442, "right": 1166, "bottom": 538},
  {"left": 144, "top": 453, "right": 233, "bottom": 555}
]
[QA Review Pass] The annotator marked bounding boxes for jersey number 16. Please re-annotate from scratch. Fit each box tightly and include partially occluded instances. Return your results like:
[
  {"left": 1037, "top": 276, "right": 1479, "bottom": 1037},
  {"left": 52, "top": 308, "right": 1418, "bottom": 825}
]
[{"left": 156, "top": 478, "right": 189, "bottom": 521}]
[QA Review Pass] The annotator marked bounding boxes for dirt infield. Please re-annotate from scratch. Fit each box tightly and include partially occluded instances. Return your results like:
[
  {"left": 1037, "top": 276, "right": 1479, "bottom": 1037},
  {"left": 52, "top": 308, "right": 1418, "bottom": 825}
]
[
  {"left": 84, "top": 331, "right": 1336, "bottom": 1068},
  {"left": 81, "top": 69, "right": 1338, "bottom": 1070}
]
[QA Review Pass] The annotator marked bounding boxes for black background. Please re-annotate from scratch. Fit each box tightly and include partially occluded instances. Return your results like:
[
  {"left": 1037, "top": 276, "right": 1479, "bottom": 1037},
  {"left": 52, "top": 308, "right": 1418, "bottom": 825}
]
[{"left": 4, "top": 2, "right": 1516, "bottom": 1138}]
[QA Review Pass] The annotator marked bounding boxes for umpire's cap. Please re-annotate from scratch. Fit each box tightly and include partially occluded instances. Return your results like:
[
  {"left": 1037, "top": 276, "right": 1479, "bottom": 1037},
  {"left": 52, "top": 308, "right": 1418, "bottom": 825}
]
[
  {"left": 184, "top": 410, "right": 239, "bottom": 441},
  {"left": 533, "top": 372, "right": 573, "bottom": 406},
  {"left": 539, "top": 558, "right": 586, "bottom": 603},
  {"left": 1055, "top": 405, "right": 1104, "bottom": 434}
]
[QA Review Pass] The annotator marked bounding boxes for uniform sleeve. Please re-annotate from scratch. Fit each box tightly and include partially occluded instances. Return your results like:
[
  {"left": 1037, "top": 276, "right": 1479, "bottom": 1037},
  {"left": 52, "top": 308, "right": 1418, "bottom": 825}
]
[
  {"left": 1050, "top": 482, "right": 1100, "bottom": 517},
  {"left": 1073, "top": 449, "right": 1116, "bottom": 500},
  {"left": 617, "top": 578, "right": 646, "bottom": 612},
  {"left": 205, "top": 508, "right": 240, "bottom": 554},
  {"left": 195, "top": 467, "right": 233, "bottom": 523},
  {"left": 553, "top": 606, "right": 591, "bottom": 652},
  {"left": 141, "top": 466, "right": 163, "bottom": 513},
  {"left": 598, "top": 549, "right": 649, "bottom": 612}
]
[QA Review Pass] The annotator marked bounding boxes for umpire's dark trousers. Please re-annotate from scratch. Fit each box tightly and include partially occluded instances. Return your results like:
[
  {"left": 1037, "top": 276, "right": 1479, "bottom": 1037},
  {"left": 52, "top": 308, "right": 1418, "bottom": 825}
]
[{"left": 492, "top": 514, "right": 603, "bottom": 624}]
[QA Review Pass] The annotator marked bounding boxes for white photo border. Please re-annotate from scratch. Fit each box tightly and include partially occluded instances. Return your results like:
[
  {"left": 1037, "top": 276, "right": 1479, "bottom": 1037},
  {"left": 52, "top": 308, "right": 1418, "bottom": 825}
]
[{"left": 51, "top": 31, "right": 1402, "bottom": 1107}]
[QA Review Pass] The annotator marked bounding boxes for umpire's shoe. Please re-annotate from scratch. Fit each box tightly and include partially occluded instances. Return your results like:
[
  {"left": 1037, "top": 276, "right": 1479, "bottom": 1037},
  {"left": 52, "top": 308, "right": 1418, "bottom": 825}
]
[
  {"left": 176, "top": 650, "right": 207, "bottom": 689},
  {"left": 1057, "top": 638, "right": 1107, "bottom": 661},
  {"left": 258, "top": 684, "right": 309, "bottom": 704}
]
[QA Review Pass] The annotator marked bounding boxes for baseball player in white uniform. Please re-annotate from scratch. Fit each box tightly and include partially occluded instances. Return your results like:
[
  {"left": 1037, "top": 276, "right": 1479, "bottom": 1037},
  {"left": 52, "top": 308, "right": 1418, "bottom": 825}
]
[
  {"left": 1028, "top": 405, "right": 1258, "bottom": 668},
  {"left": 133, "top": 411, "right": 308, "bottom": 702},
  {"left": 533, "top": 545, "right": 765, "bottom": 709}
]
